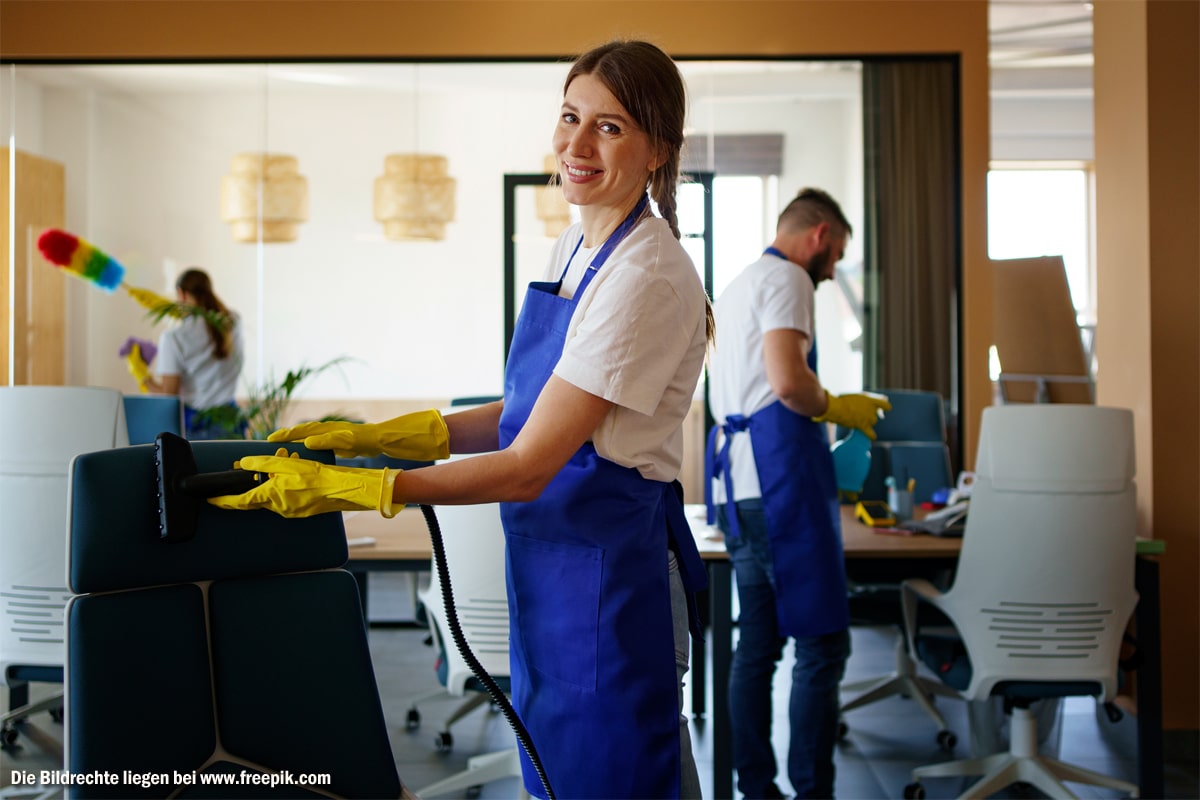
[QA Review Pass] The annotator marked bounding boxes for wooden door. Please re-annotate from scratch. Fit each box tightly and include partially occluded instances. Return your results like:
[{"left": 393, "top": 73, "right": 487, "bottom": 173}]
[{"left": 1, "top": 148, "right": 66, "bottom": 385}]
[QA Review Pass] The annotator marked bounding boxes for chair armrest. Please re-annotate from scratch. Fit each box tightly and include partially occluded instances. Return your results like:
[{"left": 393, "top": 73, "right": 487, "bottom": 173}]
[{"left": 900, "top": 578, "right": 945, "bottom": 660}]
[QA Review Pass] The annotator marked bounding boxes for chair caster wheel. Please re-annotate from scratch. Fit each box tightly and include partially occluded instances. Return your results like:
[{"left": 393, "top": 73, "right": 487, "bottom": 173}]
[
  {"left": 406, "top": 708, "right": 421, "bottom": 730},
  {"left": 903, "top": 782, "right": 926, "bottom": 799},
  {"left": 1012, "top": 780, "right": 1038, "bottom": 798},
  {"left": 434, "top": 731, "right": 453, "bottom": 752},
  {"left": 837, "top": 719, "right": 849, "bottom": 740},
  {"left": 0, "top": 725, "right": 18, "bottom": 748},
  {"left": 936, "top": 729, "right": 957, "bottom": 750}
]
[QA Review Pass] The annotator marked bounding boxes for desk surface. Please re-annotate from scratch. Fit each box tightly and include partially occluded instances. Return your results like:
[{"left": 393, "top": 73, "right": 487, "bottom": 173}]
[{"left": 342, "top": 503, "right": 965, "bottom": 562}]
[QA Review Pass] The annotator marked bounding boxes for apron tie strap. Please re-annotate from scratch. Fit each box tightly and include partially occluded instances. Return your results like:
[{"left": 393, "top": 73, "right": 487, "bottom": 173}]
[
  {"left": 665, "top": 482, "right": 708, "bottom": 638},
  {"left": 706, "top": 415, "right": 749, "bottom": 540}
]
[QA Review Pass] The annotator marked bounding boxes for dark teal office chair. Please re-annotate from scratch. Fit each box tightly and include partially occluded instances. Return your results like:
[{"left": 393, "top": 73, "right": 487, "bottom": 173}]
[
  {"left": 837, "top": 388, "right": 954, "bottom": 503},
  {"left": 65, "top": 440, "right": 404, "bottom": 798},
  {"left": 121, "top": 394, "right": 183, "bottom": 444}
]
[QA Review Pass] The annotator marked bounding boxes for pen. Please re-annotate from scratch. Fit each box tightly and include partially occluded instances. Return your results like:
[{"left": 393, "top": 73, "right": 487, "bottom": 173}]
[{"left": 907, "top": 477, "right": 916, "bottom": 494}]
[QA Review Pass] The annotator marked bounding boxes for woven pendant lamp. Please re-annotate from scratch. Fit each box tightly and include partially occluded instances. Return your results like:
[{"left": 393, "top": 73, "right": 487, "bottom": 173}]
[
  {"left": 219, "top": 153, "right": 308, "bottom": 243},
  {"left": 373, "top": 154, "right": 457, "bottom": 241},
  {"left": 534, "top": 154, "right": 571, "bottom": 238}
]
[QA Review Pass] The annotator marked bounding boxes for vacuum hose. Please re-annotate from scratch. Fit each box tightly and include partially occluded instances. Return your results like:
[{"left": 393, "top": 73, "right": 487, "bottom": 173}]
[{"left": 417, "top": 504, "right": 555, "bottom": 800}]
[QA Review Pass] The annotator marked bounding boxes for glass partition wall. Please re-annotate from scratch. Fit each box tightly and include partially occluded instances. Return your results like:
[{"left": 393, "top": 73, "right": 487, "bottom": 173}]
[{"left": 1, "top": 60, "right": 868, "bottom": 408}]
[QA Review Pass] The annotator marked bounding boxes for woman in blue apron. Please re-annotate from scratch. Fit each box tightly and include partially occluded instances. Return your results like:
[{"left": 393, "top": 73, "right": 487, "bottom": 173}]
[{"left": 214, "top": 40, "right": 713, "bottom": 799}]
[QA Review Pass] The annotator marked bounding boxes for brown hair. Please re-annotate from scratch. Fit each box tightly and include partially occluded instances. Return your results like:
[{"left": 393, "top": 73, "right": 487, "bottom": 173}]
[
  {"left": 176, "top": 268, "right": 233, "bottom": 359},
  {"left": 565, "top": 40, "right": 715, "bottom": 345}
]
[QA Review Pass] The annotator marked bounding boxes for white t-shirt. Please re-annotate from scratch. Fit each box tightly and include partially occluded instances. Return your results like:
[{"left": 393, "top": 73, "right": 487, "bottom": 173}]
[
  {"left": 544, "top": 216, "right": 708, "bottom": 483},
  {"left": 708, "top": 252, "right": 816, "bottom": 502},
  {"left": 156, "top": 314, "right": 244, "bottom": 410}
]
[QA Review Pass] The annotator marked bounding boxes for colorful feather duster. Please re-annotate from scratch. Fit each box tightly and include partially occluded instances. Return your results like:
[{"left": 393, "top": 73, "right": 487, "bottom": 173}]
[
  {"left": 38, "top": 229, "right": 125, "bottom": 291},
  {"left": 37, "top": 228, "right": 178, "bottom": 314}
]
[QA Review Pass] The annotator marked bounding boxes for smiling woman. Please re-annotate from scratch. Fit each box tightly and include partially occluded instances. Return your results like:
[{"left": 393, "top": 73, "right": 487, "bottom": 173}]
[{"left": 211, "top": 39, "right": 715, "bottom": 800}]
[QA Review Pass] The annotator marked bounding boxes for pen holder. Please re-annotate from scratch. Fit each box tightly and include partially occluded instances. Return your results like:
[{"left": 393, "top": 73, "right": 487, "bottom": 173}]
[{"left": 888, "top": 485, "right": 914, "bottom": 521}]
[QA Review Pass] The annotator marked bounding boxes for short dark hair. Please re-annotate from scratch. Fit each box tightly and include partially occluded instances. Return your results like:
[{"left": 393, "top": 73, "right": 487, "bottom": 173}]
[{"left": 777, "top": 187, "right": 852, "bottom": 238}]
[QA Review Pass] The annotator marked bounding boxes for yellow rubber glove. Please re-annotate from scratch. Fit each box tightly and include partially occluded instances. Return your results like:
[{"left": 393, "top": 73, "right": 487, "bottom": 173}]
[
  {"left": 125, "top": 342, "right": 152, "bottom": 393},
  {"left": 125, "top": 285, "right": 182, "bottom": 317},
  {"left": 208, "top": 449, "right": 400, "bottom": 519},
  {"left": 267, "top": 409, "right": 450, "bottom": 461},
  {"left": 813, "top": 391, "right": 892, "bottom": 440}
]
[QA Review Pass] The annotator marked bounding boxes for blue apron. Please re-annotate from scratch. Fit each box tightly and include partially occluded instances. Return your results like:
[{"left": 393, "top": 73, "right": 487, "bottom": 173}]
[
  {"left": 705, "top": 249, "right": 849, "bottom": 638},
  {"left": 498, "top": 195, "right": 707, "bottom": 799}
]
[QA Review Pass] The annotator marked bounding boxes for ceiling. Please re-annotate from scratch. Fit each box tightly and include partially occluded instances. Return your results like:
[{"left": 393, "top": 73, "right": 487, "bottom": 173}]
[
  {"left": 10, "top": 3, "right": 1093, "bottom": 100},
  {"left": 989, "top": 0, "right": 1093, "bottom": 69}
]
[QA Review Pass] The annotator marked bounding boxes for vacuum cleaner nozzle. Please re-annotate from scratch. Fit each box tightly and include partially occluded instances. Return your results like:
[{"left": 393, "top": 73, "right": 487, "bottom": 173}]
[{"left": 155, "top": 432, "right": 263, "bottom": 542}]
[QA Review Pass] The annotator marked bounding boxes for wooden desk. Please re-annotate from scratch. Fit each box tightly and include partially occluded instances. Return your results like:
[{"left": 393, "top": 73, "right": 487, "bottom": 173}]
[{"left": 343, "top": 505, "right": 1162, "bottom": 800}]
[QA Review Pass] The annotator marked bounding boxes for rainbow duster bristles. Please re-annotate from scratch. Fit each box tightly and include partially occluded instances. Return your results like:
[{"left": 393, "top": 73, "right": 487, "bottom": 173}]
[{"left": 38, "top": 229, "right": 126, "bottom": 292}]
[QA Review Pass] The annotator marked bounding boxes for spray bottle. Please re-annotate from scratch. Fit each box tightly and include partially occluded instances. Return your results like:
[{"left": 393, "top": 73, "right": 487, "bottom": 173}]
[{"left": 830, "top": 428, "right": 872, "bottom": 503}]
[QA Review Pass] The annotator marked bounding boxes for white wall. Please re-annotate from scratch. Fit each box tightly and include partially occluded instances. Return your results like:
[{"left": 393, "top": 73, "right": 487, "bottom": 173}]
[
  {"left": 991, "top": 66, "right": 1094, "bottom": 161},
  {"left": 7, "top": 62, "right": 864, "bottom": 403}
]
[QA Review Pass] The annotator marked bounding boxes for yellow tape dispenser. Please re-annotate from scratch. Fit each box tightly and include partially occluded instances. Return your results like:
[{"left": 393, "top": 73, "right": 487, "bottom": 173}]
[{"left": 855, "top": 500, "right": 897, "bottom": 528}]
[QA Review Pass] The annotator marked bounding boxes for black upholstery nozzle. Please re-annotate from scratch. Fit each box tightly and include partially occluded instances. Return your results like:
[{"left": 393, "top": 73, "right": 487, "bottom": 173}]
[{"left": 155, "top": 432, "right": 263, "bottom": 542}]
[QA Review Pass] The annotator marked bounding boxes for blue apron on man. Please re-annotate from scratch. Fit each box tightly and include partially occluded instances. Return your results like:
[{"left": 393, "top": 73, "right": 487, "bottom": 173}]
[
  {"left": 497, "top": 196, "right": 707, "bottom": 799},
  {"left": 706, "top": 298, "right": 849, "bottom": 639}
]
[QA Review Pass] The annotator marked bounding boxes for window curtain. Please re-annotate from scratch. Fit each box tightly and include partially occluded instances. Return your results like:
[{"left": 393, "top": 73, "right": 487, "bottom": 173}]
[{"left": 862, "top": 59, "right": 960, "bottom": 412}]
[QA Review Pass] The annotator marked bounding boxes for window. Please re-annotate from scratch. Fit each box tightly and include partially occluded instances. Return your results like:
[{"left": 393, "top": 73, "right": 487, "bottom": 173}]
[{"left": 987, "top": 163, "right": 1095, "bottom": 324}]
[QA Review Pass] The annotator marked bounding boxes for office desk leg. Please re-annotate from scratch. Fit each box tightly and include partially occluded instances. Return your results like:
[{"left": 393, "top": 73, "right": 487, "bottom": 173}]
[
  {"left": 710, "top": 561, "right": 734, "bottom": 800},
  {"left": 1135, "top": 557, "right": 1163, "bottom": 799}
]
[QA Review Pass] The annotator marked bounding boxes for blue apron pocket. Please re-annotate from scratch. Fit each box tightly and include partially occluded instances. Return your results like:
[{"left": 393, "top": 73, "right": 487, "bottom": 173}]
[{"left": 507, "top": 533, "right": 602, "bottom": 691}]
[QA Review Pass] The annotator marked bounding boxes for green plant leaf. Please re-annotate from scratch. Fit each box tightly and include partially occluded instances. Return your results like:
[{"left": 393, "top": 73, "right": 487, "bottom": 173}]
[
  {"left": 144, "top": 301, "right": 233, "bottom": 334},
  {"left": 194, "top": 355, "right": 354, "bottom": 440}
]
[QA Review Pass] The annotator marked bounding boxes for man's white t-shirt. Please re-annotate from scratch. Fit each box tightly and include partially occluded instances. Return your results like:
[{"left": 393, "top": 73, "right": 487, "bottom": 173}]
[
  {"left": 708, "top": 251, "right": 816, "bottom": 502},
  {"left": 156, "top": 314, "right": 244, "bottom": 410},
  {"left": 543, "top": 216, "right": 708, "bottom": 483}
]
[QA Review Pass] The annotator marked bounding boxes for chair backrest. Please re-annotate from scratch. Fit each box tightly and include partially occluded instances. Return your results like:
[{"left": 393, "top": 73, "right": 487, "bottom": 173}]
[
  {"left": 122, "top": 394, "right": 183, "bottom": 444},
  {"left": 942, "top": 404, "right": 1137, "bottom": 701},
  {"left": 0, "top": 386, "right": 127, "bottom": 683},
  {"left": 418, "top": 415, "right": 510, "bottom": 697},
  {"left": 65, "top": 440, "right": 401, "bottom": 798},
  {"left": 420, "top": 499, "right": 511, "bottom": 695},
  {"left": 837, "top": 389, "right": 946, "bottom": 443}
]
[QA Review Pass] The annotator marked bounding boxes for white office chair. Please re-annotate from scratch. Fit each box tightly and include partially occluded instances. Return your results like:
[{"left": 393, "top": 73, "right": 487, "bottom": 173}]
[
  {"left": 900, "top": 404, "right": 1140, "bottom": 799},
  {"left": 0, "top": 386, "right": 128, "bottom": 750},
  {"left": 411, "top": 456, "right": 524, "bottom": 799}
]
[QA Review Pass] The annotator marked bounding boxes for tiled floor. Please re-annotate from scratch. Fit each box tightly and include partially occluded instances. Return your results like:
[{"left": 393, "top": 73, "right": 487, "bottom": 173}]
[{"left": 2, "top": 578, "right": 1196, "bottom": 799}]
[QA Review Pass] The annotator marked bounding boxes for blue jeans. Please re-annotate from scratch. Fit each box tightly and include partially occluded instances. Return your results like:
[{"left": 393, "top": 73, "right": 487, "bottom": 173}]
[
  {"left": 184, "top": 402, "right": 247, "bottom": 441},
  {"left": 719, "top": 499, "right": 851, "bottom": 799}
]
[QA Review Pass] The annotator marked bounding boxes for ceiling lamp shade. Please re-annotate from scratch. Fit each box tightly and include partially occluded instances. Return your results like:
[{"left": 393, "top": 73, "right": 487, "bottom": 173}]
[
  {"left": 220, "top": 153, "right": 308, "bottom": 243},
  {"left": 534, "top": 155, "right": 571, "bottom": 238},
  {"left": 374, "top": 154, "right": 456, "bottom": 241}
]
